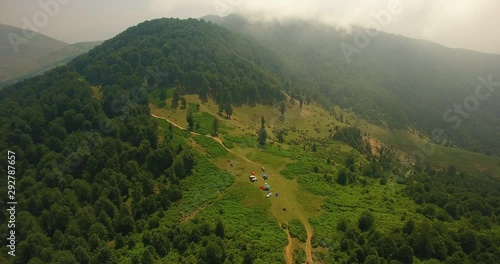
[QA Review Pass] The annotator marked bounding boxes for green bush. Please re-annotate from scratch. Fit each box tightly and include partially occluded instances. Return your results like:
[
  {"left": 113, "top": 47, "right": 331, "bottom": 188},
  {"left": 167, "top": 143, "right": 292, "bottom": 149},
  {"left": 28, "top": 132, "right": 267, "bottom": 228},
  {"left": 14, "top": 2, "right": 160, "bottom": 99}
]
[
  {"left": 358, "top": 210, "right": 374, "bottom": 232},
  {"left": 224, "top": 134, "right": 256, "bottom": 148},
  {"left": 193, "top": 136, "right": 228, "bottom": 158},
  {"left": 288, "top": 219, "right": 307, "bottom": 243}
]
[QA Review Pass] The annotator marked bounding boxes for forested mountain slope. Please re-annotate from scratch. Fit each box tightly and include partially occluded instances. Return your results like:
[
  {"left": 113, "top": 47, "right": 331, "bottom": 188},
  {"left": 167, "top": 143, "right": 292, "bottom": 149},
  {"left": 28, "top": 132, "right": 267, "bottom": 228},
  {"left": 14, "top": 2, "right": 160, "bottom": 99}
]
[
  {"left": 0, "top": 23, "right": 101, "bottom": 87},
  {"left": 0, "top": 16, "right": 499, "bottom": 264},
  {"left": 0, "top": 17, "right": 292, "bottom": 263},
  {"left": 71, "top": 18, "right": 286, "bottom": 107},
  {"left": 207, "top": 14, "right": 500, "bottom": 156}
]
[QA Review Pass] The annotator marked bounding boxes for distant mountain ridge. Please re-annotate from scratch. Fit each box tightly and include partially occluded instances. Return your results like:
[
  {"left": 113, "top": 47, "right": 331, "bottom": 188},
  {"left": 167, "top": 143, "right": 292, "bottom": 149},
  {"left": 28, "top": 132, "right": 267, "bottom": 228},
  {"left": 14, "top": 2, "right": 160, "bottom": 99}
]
[{"left": 0, "top": 23, "right": 102, "bottom": 87}]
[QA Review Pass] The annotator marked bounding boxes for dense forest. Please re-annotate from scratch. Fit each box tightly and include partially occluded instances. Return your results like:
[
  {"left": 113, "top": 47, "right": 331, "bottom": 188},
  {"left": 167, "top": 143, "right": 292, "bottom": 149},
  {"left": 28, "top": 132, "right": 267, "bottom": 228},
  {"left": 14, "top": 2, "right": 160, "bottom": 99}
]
[
  {"left": 71, "top": 18, "right": 286, "bottom": 108},
  {"left": 0, "top": 18, "right": 291, "bottom": 263},
  {"left": 0, "top": 17, "right": 498, "bottom": 263}
]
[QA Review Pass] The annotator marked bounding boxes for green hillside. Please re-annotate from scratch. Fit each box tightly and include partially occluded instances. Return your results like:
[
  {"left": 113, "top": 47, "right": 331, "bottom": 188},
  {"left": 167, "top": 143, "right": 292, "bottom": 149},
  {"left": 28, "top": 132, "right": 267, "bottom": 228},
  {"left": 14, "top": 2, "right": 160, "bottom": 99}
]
[
  {"left": 0, "top": 23, "right": 101, "bottom": 87},
  {"left": 207, "top": 15, "right": 500, "bottom": 156},
  {"left": 0, "top": 17, "right": 498, "bottom": 264}
]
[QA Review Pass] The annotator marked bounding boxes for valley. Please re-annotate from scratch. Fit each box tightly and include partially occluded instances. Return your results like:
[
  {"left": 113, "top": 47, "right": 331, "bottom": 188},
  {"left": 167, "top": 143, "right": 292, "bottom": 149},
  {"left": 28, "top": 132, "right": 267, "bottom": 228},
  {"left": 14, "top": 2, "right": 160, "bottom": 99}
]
[{"left": 0, "top": 16, "right": 498, "bottom": 264}]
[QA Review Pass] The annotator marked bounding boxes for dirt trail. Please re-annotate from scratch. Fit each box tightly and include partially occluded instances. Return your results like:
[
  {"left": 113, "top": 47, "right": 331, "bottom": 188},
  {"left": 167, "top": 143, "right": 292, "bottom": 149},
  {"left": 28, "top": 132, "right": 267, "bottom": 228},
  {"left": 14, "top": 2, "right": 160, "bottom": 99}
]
[
  {"left": 152, "top": 113, "right": 256, "bottom": 164},
  {"left": 304, "top": 221, "right": 314, "bottom": 263},
  {"left": 151, "top": 113, "right": 314, "bottom": 263},
  {"left": 285, "top": 228, "right": 293, "bottom": 264}
]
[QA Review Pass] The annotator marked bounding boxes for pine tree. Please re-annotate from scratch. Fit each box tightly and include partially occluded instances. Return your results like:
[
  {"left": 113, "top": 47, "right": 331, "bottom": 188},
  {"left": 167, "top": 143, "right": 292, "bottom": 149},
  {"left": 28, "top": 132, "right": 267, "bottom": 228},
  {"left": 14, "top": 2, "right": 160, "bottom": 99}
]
[
  {"left": 114, "top": 233, "right": 125, "bottom": 249},
  {"left": 172, "top": 89, "right": 180, "bottom": 109},
  {"left": 258, "top": 128, "right": 267, "bottom": 147},
  {"left": 225, "top": 104, "right": 233, "bottom": 118},
  {"left": 212, "top": 118, "right": 219, "bottom": 137},
  {"left": 215, "top": 220, "right": 225, "bottom": 238},
  {"left": 186, "top": 111, "right": 194, "bottom": 130}
]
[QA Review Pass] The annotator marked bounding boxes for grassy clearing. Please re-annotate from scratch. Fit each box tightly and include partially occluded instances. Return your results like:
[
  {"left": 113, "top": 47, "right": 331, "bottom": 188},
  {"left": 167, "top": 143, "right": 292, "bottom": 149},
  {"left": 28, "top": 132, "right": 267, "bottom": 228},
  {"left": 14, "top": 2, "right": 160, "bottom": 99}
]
[
  {"left": 297, "top": 174, "right": 337, "bottom": 196},
  {"left": 369, "top": 124, "right": 500, "bottom": 180},
  {"left": 154, "top": 118, "right": 190, "bottom": 146},
  {"left": 223, "top": 134, "right": 256, "bottom": 148},
  {"left": 263, "top": 144, "right": 303, "bottom": 160},
  {"left": 192, "top": 112, "right": 223, "bottom": 135}
]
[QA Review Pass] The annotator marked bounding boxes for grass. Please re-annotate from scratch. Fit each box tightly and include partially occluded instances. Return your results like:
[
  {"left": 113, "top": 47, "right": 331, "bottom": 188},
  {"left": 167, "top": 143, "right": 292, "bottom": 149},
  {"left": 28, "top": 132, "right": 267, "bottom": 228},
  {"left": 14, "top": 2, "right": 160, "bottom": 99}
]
[
  {"left": 192, "top": 112, "right": 221, "bottom": 135},
  {"left": 223, "top": 134, "right": 256, "bottom": 148},
  {"left": 309, "top": 180, "right": 423, "bottom": 248},
  {"left": 176, "top": 154, "right": 234, "bottom": 216},
  {"left": 368, "top": 124, "right": 500, "bottom": 181},
  {"left": 280, "top": 161, "right": 316, "bottom": 179},
  {"left": 149, "top": 94, "right": 500, "bottom": 263},
  {"left": 194, "top": 182, "right": 288, "bottom": 264},
  {"left": 293, "top": 249, "right": 307, "bottom": 264},
  {"left": 221, "top": 139, "right": 235, "bottom": 149},
  {"left": 193, "top": 135, "right": 228, "bottom": 158},
  {"left": 297, "top": 174, "right": 337, "bottom": 196}
]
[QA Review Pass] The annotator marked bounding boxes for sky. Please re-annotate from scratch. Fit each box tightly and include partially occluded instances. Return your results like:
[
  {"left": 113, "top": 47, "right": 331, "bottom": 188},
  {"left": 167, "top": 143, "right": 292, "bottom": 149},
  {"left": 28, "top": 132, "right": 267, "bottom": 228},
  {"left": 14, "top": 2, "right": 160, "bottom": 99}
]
[{"left": 1, "top": 0, "right": 499, "bottom": 54}]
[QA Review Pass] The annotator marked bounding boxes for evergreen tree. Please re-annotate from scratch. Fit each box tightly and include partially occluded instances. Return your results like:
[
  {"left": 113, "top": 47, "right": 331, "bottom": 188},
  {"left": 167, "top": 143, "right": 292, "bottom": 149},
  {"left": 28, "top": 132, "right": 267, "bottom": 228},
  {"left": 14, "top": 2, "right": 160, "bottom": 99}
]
[
  {"left": 159, "top": 89, "right": 167, "bottom": 102},
  {"left": 225, "top": 104, "right": 233, "bottom": 118},
  {"left": 114, "top": 233, "right": 125, "bottom": 249},
  {"left": 186, "top": 111, "right": 194, "bottom": 130},
  {"left": 215, "top": 220, "right": 225, "bottom": 238},
  {"left": 337, "top": 168, "right": 348, "bottom": 186},
  {"left": 180, "top": 97, "right": 187, "bottom": 109},
  {"left": 358, "top": 210, "right": 374, "bottom": 232},
  {"left": 172, "top": 89, "right": 180, "bottom": 109},
  {"left": 212, "top": 118, "right": 219, "bottom": 137},
  {"left": 258, "top": 128, "right": 267, "bottom": 147}
]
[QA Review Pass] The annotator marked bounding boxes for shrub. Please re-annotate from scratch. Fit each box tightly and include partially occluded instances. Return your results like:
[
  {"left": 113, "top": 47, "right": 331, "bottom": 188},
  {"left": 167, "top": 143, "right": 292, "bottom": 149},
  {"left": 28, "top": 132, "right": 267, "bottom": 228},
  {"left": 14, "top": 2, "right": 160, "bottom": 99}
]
[
  {"left": 379, "top": 177, "right": 387, "bottom": 185},
  {"left": 337, "top": 168, "right": 348, "bottom": 186},
  {"left": 337, "top": 218, "right": 348, "bottom": 232},
  {"left": 358, "top": 210, "right": 374, "bottom": 232},
  {"left": 288, "top": 219, "right": 307, "bottom": 243}
]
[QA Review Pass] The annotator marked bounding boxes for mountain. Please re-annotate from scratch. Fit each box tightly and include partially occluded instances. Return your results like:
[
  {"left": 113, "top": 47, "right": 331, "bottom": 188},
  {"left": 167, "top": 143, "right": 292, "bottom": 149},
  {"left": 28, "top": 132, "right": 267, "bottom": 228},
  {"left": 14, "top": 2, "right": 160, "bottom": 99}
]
[
  {"left": 0, "top": 23, "right": 101, "bottom": 87},
  {"left": 0, "top": 17, "right": 498, "bottom": 264},
  {"left": 205, "top": 14, "right": 500, "bottom": 156}
]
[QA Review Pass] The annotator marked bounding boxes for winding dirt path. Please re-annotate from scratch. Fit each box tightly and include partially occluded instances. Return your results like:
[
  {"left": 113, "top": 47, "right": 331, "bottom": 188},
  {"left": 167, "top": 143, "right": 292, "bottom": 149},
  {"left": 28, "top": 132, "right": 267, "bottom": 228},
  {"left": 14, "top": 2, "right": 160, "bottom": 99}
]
[
  {"left": 151, "top": 113, "right": 256, "bottom": 164},
  {"left": 151, "top": 113, "right": 314, "bottom": 263},
  {"left": 285, "top": 228, "right": 293, "bottom": 264},
  {"left": 304, "top": 221, "right": 314, "bottom": 264}
]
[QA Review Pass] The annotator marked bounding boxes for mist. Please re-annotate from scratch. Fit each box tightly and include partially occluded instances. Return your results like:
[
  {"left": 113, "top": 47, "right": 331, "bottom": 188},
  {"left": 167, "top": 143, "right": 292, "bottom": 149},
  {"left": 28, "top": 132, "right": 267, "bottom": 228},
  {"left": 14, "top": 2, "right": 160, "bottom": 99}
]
[{"left": 1, "top": 0, "right": 499, "bottom": 54}]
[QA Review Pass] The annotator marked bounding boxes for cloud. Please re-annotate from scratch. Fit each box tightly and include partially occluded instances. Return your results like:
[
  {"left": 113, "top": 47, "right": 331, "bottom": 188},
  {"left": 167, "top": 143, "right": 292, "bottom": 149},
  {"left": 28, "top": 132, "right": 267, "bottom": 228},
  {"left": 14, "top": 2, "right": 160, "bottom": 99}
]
[{"left": 1, "top": 0, "right": 498, "bottom": 53}]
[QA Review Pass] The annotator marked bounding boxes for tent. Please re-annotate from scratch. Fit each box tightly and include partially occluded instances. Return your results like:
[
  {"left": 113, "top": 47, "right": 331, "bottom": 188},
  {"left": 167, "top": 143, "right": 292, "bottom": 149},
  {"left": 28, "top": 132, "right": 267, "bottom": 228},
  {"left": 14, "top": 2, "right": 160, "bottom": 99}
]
[
  {"left": 263, "top": 174, "right": 268, "bottom": 180},
  {"left": 264, "top": 182, "right": 271, "bottom": 191},
  {"left": 249, "top": 175, "right": 258, "bottom": 182},
  {"left": 251, "top": 171, "right": 256, "bottom": 175},
  {"left": 261, "top": 167, "right": 265, "bottom": 171},
  {"left": 259, "top": 186, "right": 264, "bottom": 190}
]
